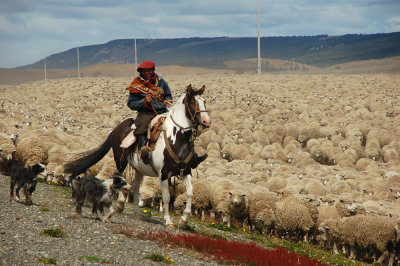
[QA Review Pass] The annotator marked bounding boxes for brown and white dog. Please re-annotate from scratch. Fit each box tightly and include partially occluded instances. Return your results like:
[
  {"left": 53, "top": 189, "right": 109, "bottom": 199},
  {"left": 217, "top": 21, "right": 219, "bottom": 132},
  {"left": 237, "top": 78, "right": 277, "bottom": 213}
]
[{"left": 72, "top": 173, "right": 132, "bottom": 222}]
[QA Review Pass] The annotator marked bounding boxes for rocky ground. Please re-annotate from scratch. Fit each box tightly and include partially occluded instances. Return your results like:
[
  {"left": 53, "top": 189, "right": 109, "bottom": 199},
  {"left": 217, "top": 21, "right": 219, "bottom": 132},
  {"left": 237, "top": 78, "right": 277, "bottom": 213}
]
[{"left": 0, "top": 175, "right": 223, "bottom": 265}]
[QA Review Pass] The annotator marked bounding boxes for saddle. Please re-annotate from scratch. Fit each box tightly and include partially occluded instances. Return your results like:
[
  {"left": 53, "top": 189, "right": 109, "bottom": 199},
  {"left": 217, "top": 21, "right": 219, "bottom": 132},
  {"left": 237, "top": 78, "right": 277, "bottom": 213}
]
[
  {"left": 147, "top": 114, "right": 167, "bottom": 150},
  {"left": 119, "top": 115, "right": 166, "bottom": 150}
]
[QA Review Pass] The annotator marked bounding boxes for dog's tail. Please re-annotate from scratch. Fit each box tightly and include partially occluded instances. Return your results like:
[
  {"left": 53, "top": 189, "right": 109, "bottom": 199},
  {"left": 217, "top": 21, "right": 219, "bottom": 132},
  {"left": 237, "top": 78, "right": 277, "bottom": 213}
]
[{"left": 64, "top": 133, "right": 113, "bottom": 178}]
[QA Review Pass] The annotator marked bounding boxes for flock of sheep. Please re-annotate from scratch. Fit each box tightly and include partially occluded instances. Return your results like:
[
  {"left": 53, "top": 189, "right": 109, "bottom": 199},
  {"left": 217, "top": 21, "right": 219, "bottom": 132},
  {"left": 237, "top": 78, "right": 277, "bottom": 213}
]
[{"left": 1, "top": 73, "right": 400, "bottom": 265}]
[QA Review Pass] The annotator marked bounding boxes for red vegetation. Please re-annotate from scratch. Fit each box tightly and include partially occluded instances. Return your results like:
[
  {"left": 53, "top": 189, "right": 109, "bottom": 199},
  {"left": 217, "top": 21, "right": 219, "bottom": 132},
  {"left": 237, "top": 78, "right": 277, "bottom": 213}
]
[{"left": 114, "top": 225, "right": 326, "bottom": 266}]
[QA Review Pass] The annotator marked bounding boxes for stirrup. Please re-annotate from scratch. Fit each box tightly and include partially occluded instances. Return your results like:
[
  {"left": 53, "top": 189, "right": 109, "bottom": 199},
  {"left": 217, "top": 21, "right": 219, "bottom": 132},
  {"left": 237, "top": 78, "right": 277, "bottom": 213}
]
[{"left": 140, "top": 146, "right": 152, "bottom": 164}]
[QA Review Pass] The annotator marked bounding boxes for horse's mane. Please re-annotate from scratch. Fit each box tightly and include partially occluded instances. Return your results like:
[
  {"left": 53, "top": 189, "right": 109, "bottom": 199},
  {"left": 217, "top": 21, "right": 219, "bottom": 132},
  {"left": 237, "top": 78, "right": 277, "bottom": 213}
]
[{"left": 166, "top": 92, "right": 186, "bottom": 112}]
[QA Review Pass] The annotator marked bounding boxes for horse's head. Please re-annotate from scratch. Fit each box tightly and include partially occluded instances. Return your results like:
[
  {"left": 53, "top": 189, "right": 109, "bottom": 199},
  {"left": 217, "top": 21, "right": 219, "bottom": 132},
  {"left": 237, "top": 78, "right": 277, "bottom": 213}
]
[{"left": 184, "top": 84, "right": 211, "bottom": 128}]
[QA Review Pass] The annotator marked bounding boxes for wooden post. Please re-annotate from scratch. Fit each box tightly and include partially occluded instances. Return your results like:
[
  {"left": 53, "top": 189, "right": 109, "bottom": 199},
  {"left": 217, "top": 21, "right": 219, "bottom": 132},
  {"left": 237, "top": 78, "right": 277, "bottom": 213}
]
[
  {"left": 257, "top": 0, "right": 261, "bottom": 76},
  {"left": 134, "top": 32, "right": 138, "bottom": 76},
  {"left": 77, "top": 46, "right": 81, "bottom": 78},
  {"left": 44, "top": 57, "right": 47, "bottom": 81}
]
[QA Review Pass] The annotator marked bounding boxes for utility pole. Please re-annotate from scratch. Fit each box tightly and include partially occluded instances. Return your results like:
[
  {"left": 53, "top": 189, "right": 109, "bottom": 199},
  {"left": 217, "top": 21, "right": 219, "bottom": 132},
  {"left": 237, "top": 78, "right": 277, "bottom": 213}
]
[
  {"left": 44, "top": 57, "right": 47, "bottom": 81},
  {"left": 134, "top": 32, "right": 138, "bottom": 76},
  {"left": 77, "top": 46, "right": 81, "bottom": 78},
  {"left": 257, "top": 0, "right": 261, "bottom": 76}
]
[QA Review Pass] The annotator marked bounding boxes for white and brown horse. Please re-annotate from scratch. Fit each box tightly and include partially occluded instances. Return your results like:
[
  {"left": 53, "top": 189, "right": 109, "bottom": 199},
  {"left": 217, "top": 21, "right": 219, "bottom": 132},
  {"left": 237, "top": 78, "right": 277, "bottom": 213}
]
[{"left": 64, "top": 85, "right": 211, "bottom": 227}]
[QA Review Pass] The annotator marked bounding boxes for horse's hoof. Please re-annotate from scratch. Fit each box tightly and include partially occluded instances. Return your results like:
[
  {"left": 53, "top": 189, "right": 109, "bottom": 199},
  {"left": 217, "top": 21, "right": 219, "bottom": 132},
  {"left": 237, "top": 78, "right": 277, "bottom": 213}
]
[
  {"left": 166, "top": 224, "right": 174, "bottom": 229},
  {"left": 115, "top": 206, "right": 124, "bottom": 214},
  {"left": 179, "top": 218, "right": 187, "bottom": 228}
]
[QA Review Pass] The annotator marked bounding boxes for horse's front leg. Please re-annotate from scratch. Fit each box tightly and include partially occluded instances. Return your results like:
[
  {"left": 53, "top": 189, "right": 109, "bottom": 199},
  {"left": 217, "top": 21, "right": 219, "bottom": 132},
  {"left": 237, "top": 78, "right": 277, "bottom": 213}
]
[
  {"left": 179, "top": 174, "right": 193, "bottom": 227},
  {"left": 160, "top": 178, "right": 174, "bottom": 228},
  {"left": 132, "top": 170, "right": 143, "bottom": 216}
]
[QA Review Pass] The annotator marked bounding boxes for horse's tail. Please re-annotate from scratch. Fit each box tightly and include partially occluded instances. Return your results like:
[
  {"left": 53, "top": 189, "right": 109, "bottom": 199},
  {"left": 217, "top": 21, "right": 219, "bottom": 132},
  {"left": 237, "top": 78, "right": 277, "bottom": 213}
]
[{"left": 64, "top": 133, "right": 113, "bottom": 178}]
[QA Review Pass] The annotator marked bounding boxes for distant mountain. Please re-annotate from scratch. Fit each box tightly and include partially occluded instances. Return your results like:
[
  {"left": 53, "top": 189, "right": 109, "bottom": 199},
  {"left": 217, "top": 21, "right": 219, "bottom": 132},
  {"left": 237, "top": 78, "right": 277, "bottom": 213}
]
[{"left": 19, "top": 32, "right": 400, "bottom": 70}]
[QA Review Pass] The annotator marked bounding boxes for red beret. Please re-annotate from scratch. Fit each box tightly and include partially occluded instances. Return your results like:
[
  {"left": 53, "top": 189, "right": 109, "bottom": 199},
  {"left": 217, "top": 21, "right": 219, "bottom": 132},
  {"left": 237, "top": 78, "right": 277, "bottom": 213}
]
[{"left": 137, "top": 60, "right": 155, "bottom": 72}]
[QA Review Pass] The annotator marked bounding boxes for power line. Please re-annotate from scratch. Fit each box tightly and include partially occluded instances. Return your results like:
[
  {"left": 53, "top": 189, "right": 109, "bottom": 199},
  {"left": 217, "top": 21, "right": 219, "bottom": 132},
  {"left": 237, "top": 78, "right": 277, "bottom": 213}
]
[{"left": 269, "top": 0, "right": 397, "bottom": 14}]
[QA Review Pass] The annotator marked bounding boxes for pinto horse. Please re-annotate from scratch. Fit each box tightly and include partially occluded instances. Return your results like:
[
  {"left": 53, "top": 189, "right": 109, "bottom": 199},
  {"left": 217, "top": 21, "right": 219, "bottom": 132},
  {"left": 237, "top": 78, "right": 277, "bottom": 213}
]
[{"left": 64, "top": 85, "right": 211, "bottom": 227}]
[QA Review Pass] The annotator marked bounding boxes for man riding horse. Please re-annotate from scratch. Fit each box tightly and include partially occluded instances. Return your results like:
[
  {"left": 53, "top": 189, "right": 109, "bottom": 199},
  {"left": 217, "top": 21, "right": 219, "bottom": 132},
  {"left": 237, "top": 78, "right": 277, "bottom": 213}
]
[{"left": 126, "top": 60, "right": 207, "bottom": 167}]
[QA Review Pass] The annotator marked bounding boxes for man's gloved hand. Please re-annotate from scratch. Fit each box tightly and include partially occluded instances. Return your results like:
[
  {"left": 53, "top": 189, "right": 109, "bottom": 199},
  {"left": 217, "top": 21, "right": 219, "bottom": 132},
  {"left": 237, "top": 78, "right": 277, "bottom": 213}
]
[
  {"left": 163, "top": 99, "right": 171, "bottom": 106},
  {"left": 144, "top": 94, "right": 152, "bottom": 106}
]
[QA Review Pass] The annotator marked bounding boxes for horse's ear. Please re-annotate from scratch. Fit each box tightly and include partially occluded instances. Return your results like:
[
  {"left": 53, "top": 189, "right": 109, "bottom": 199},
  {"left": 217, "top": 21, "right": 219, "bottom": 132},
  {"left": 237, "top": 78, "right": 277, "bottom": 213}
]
[
  {"left": 186, "top": 84, "right": 194, "bottom": 98},
  {"left": 198, "top": 85, "right": 205, "bottom": 95}
]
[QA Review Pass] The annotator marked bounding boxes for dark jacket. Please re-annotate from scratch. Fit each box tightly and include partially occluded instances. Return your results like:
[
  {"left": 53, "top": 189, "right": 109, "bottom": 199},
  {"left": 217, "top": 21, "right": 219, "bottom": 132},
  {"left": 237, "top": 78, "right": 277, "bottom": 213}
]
[
  {"left": 127, "top": 74, "right": 173, "bottom": 136},
  {"left": 127, "top": 74, "right": 173, "bottom": 114}
]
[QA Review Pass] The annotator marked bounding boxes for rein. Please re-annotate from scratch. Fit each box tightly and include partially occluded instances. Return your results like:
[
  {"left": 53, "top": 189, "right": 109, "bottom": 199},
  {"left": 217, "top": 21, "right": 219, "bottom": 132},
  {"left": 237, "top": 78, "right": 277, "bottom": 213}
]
[
  {"left": 163, "top": 129, "right": 193, "bottom": 178},
  {"left": 184, "top": 95, "right": 209, "bottom": 128},
  {"left": 163, "top": 93, "right": 209, "bottom": 178}
]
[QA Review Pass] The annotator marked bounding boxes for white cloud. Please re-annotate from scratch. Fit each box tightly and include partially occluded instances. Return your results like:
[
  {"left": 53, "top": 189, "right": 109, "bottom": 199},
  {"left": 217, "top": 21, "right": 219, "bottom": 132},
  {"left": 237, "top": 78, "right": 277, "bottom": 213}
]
[{"left": 0, "top": 0, "right": 399, "bottom": 68}]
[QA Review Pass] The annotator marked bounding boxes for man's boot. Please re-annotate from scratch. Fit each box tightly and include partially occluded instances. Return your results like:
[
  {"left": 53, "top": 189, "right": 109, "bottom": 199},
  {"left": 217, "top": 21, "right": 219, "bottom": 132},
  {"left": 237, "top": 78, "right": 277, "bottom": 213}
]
[
  {"left": 138, "top": 134, "right": 151, "bottom": 164},
  {"left": 191, "top": 153, "right": 208, "bottom": 169}
]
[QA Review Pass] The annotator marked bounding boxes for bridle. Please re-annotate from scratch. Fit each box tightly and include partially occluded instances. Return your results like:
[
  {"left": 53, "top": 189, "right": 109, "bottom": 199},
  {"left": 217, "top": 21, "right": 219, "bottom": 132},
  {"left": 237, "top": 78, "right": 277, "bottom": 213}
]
[
  {"left": 164, "top": 91, "right": 209, "bottom": 178},
  {"left": 170, "top": 93, "right": 209, "bottom": 131}
]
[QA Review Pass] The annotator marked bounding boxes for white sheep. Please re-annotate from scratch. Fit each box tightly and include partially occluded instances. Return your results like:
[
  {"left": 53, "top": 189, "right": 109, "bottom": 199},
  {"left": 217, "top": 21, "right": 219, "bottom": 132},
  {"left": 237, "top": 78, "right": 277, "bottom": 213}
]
[
  {"left": 320, "top": 139, "right": 341, "bottom": 165},
  {"left": 174, "top": 179, "right": 212, "bottom": 221},
  {"left": 248, "top": 189, "right": 277, "bottom": 234},
  {"left": 364, "top": 137, "right": 381, "bottom": 161},
  {"left": 306, "top": 138, "right": 324, "bottom": 164},
  {"left": 303, "top": 179, "right": 329, "bottom": 197},
  {"left": 15, "top": 136, "right": 48, "bottom": 166},
  {"left": 210, "top": 178, "right": 235, "bottom": 224},
  {"left": 264, "top": 176, "right": 286, "bottom": 193},
  {"left": 0, "top": 133, "right": 15, "bottom": 174},
  {"left": 381, "top": 144, "right": 400, "bottom": 164},
  {"left": 251, "top": 130, "right": 270, "bottom": 147},
  {"left": 274, "top": 194, "right": 319, "bottom": 242},
  {"left": 319, "top": 216, "right": 400, "bottom": 264}
]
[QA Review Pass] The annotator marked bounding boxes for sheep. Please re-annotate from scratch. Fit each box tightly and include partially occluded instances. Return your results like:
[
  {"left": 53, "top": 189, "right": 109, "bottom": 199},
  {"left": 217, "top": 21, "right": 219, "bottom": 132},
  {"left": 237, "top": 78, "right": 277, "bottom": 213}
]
[
  {"left": 96, "top": 157, "right": 119, "bottom": 180},
  {"left": 198, "top": 130, "right": 219, "bottom": 150},
  {"left": 331, "top": 134, "right": 345, "bottom": 146},
  {"left": 319, "top": 216, "right": 400, "bottom": 264},
  {"left": 210, "top": 178, "right": 235, "bottom": 224},
  {"left": 264, "top": 124, "right": 285, "bottom": 144},
  {"left": 344, "top": 124, "right": 365, "bottom": 146},
  {"left": 264, "top": 176, "right": 286, "bottom": 193},
  {"left": 248, "top": 189, "right": 277, "bottom": 234},
  {"left": 46, "top": 145, "right": 71, "bottom": 176},
  {"left": 257, "top": 143, "right": 287, "bottom": 163},
  {"left": 0, "top": 133, "right": 15, "bottom": 174},
  {"left": 284, "top": 122, "right": 299, "bottom": 140},
  {"left": 316, "top": 204, "right": 340, "bottom": 226},
  {"left": 306, "top": 138, "right": 324, "bottom": 164},
  {"left": 251, "top": 130, "right": 270, "bottom": 146},
  {"left": 287, "top": 150, "right": 316, "bottom": 168},
  {"left": 381, "top": 144, "right": 400, "bottom": 164},
  {"left": 364, "top": 137, "right": 381, "bottom": 161},
  {"left": 355, "top": 158, "right": 378, "bottom": 172},
  {"left": 274, "top": 194, "right": 319, "bottom": 242},
  {"left": 174, "top": 179, "right": 211, "bottom": 214},
  {"left": 15, "top": 137, "right": 48, "bottom": 166},
  {"left": 336, "top": 148, "right": 358, "bottom": 168},
  {"left": 206, "top": 142, "right": 221, "bottom": 152},
  {"left": 303, "top": 179, "right": 329, "bottom": 197},
  {"left": 229, "top": 143, "right": 251, "bottom": 161},
  {"left": 320, "top": 139, "right": 341, "bottom": 165},
  {"left": 334, "top": 196, "right": 366, "bottom": 218},
  {"left": 138, "top": 176, "right": 162, "bottom": 210},
  {"left": 227, "top": 186, "right": 250, "bottom": 229}
]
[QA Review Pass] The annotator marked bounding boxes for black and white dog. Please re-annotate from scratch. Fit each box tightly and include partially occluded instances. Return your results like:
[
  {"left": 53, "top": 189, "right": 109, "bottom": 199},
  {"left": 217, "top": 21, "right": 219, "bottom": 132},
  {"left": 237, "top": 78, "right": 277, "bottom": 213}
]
[
  {"left": 9, "top": 163, "right": 46, "bottom": 205},
  {"left": 72, "top": 173, "right": 132, "bottom": 222}
]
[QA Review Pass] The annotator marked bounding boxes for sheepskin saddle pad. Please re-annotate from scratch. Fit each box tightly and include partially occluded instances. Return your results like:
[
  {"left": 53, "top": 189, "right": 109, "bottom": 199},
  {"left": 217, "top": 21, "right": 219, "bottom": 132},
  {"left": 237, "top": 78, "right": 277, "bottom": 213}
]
[{"left": 119, "top": 114, "right": 166, "bottom": 150}]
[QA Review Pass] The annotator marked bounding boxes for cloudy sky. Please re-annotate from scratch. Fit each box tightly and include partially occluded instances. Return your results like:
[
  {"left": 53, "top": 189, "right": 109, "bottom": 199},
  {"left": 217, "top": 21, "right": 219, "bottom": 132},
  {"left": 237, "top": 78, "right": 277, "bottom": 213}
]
[{"left": 0, "top": 0, "right": 399, "bottom": 68}]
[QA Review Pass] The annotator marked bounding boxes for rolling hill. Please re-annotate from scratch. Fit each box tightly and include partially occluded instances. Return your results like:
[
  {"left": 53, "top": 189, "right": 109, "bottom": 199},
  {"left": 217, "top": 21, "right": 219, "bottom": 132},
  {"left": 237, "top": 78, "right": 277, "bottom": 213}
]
[{"left": 19, "top": 32, "right": 400, "bottom": 71}]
